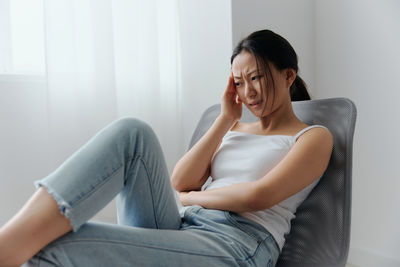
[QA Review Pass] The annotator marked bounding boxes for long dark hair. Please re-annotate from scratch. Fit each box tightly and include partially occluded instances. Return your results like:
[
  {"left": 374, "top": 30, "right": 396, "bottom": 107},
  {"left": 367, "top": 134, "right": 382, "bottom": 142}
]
[{"left": 231, "top": 29, "right": 310, "bottom": 109}]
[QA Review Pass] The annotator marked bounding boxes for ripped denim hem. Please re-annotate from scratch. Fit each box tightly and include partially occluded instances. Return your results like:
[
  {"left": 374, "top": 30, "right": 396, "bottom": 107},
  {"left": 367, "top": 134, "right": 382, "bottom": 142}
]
[{"left": 34, "top": 180, "right": 79, "bottom": 232}]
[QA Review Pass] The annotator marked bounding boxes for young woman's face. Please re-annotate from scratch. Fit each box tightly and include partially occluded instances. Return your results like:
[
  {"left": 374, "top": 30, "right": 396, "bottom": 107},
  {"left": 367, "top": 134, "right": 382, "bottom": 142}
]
[{"left": 231, "top": 50, "right": 294, "bottom": 118}]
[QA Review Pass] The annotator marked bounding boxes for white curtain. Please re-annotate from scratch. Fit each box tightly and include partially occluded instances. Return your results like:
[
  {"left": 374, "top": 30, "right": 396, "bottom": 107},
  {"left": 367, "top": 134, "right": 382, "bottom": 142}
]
[{"left": 43, "top": 0, "right": 183, "bottom": 173}]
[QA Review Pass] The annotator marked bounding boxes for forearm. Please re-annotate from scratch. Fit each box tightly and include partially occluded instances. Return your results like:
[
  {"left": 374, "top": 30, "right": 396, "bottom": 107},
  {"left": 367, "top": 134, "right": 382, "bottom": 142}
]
[
  {"left": 179, "top": 182, "right": 258, "bottom": 213},
  {"left": 171, "top": 115, "right": 235, "bottom": 191}
]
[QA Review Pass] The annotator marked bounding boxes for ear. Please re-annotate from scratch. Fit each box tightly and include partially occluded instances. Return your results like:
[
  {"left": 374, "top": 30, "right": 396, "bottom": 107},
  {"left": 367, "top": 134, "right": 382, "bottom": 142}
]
[
  {"left": 286, "top": 69, "right": 296, "bottom": 88},
  {"left": 236, "top": 94, "right": 242, "bottom": 104}
]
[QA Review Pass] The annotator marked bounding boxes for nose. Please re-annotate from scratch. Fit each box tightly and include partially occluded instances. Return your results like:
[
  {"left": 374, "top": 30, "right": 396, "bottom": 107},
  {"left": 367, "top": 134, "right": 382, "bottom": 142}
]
[{"left": 244, "top": 82, "right": 257, "bottom": 99}]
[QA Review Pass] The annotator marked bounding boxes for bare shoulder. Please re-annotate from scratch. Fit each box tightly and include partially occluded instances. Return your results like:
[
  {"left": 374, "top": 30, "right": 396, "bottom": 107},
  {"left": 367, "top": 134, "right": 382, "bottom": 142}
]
[
  {"left": 291, "top": 126, "right": 334, "bottom": 164},
  {"left": 296, "top": 126, "right": 333, "bottom": 145}
]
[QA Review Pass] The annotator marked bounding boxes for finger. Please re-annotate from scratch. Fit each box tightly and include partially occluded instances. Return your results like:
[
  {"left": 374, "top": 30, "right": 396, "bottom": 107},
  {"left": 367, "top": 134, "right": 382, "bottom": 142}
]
[
  {"left": 224, "top": 75, "right": 231, "bottom": 93},
  {"left": 228, "top": 75, "right": 236, "bottom": 92},
  {"left": 227, "top": 74, "right": 232, "bottom": 86},
  {"left": 224, "top": 77, "right": 235, "bottom": 97},
  {"left": 231, "top": 72, "right": 237, "bottom": 90}
]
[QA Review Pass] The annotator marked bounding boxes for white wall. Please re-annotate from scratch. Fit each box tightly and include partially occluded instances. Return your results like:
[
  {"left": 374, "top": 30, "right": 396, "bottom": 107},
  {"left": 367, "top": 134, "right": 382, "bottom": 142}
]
[
  {"left": 0, "top": 76, "right": 51, "bottom": 224},
  {"left": 178, "top": 0, "right": 232, "bottom": 149},
  {"left": 314, "top": 1, "right": 400, "bottom": 266},
  {"left": 0, "top": 76, "right": 119, "bottom": 224},
  {"left": 231, "top": 0, "right": 316, "bottom": 96}
]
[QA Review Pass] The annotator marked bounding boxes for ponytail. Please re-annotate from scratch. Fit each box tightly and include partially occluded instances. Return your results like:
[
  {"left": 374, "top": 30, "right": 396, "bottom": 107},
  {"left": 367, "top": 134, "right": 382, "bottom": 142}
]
[{"left": 290, "top": 75, "right": 311, "bottom": 101}]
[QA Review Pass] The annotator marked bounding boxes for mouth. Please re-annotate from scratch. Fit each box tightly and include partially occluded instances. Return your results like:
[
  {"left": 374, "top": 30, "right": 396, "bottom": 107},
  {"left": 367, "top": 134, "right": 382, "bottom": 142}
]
[{"left": 248, "top": 100, "right": 262, "bottom": 109}]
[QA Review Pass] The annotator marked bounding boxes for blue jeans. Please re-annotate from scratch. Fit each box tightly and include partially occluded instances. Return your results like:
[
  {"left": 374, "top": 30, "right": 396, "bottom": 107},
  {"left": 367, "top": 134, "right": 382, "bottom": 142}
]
[{"left": 24, "top": 118, "right": 280, "bottom": 266}]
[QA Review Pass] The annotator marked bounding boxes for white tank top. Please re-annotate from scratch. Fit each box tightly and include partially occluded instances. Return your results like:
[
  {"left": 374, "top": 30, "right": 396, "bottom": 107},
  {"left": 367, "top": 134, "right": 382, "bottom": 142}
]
[{"left": 203, "top": 125, "right": 329, "bottom": 251}]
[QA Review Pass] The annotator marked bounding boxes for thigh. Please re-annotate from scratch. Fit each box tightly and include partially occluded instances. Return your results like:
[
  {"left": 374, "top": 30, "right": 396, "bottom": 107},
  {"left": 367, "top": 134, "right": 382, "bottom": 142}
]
[
  {"left": 116, "top": 128, "right": 181, "bottom": 230},
  {"left": 25, "top": 222, "right": 244, "bottom": 267},
  {"left": 24, "top": 207, "right": 278, "bottom": 267}
]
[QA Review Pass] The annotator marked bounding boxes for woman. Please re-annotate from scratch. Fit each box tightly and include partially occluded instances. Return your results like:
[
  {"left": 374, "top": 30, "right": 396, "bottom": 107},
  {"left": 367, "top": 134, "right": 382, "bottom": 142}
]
[{"left": 0, "top": 29, "right": 333, "bottom": 266}]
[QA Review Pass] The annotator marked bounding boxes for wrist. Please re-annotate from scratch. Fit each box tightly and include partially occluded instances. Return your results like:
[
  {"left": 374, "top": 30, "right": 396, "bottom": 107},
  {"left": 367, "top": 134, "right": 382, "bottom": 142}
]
[
  {"left": 179, "top": 191, "right": 196, "bottom": 206},
  {"left": 217, "top": 115, "right": 237, "bottom": 129}
]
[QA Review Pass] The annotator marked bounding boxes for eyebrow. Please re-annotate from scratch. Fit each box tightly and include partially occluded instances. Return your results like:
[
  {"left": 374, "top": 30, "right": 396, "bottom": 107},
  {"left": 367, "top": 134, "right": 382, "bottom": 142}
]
[{"left": 233, "top": 69, "right": 260, "bottom": 79}]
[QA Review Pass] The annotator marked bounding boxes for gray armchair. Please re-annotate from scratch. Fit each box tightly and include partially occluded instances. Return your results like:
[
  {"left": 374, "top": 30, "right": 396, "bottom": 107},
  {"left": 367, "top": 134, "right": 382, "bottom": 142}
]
[{"left": 188, "top": 98, "right": 357, "bottom": 267}]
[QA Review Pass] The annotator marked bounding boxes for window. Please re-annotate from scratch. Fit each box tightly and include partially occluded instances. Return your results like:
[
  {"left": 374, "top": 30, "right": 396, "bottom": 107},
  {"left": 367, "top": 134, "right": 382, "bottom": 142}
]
[{"left": 0, "top": 0, "right": 45, "bottom": 75}]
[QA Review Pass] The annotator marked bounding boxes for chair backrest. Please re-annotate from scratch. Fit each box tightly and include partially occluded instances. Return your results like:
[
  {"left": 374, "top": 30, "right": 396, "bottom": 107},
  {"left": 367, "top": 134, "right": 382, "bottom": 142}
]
[{"left": 188, "top": 97, "right": 357, "bottom": 267}]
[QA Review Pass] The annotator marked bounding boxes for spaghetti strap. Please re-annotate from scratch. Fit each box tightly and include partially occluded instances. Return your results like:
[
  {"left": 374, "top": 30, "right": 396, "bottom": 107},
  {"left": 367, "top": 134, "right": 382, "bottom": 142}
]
[{"left": 294, "top": 125, "right": 329, "bottom": 141}]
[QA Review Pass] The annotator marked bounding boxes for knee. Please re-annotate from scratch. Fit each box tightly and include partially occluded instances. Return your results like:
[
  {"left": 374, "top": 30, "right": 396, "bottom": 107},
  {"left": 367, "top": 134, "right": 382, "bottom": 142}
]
[
  {"left": 109, "top": 117, "right": 156, "bottom": 143},
  {"left": 113, "top": 117, "right": 153, "bottom": 135}
]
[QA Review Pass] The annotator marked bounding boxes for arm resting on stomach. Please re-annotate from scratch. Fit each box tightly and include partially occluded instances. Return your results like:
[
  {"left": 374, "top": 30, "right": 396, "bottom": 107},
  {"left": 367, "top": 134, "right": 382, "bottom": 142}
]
[{"left": 179, "top": 181, "right": 259, "bottom": 213}]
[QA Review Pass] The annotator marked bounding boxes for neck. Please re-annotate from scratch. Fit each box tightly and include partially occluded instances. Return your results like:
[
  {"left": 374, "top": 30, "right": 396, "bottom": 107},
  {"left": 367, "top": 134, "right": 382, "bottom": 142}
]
[{"left": 257, "top": 99, "right": 299, "bottom": 132}]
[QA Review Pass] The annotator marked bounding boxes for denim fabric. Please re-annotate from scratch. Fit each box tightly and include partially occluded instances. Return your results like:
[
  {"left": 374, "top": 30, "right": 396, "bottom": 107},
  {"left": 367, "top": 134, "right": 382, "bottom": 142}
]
[{"left": 24, "top": 118, "right": 280, "bottom": 267}]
